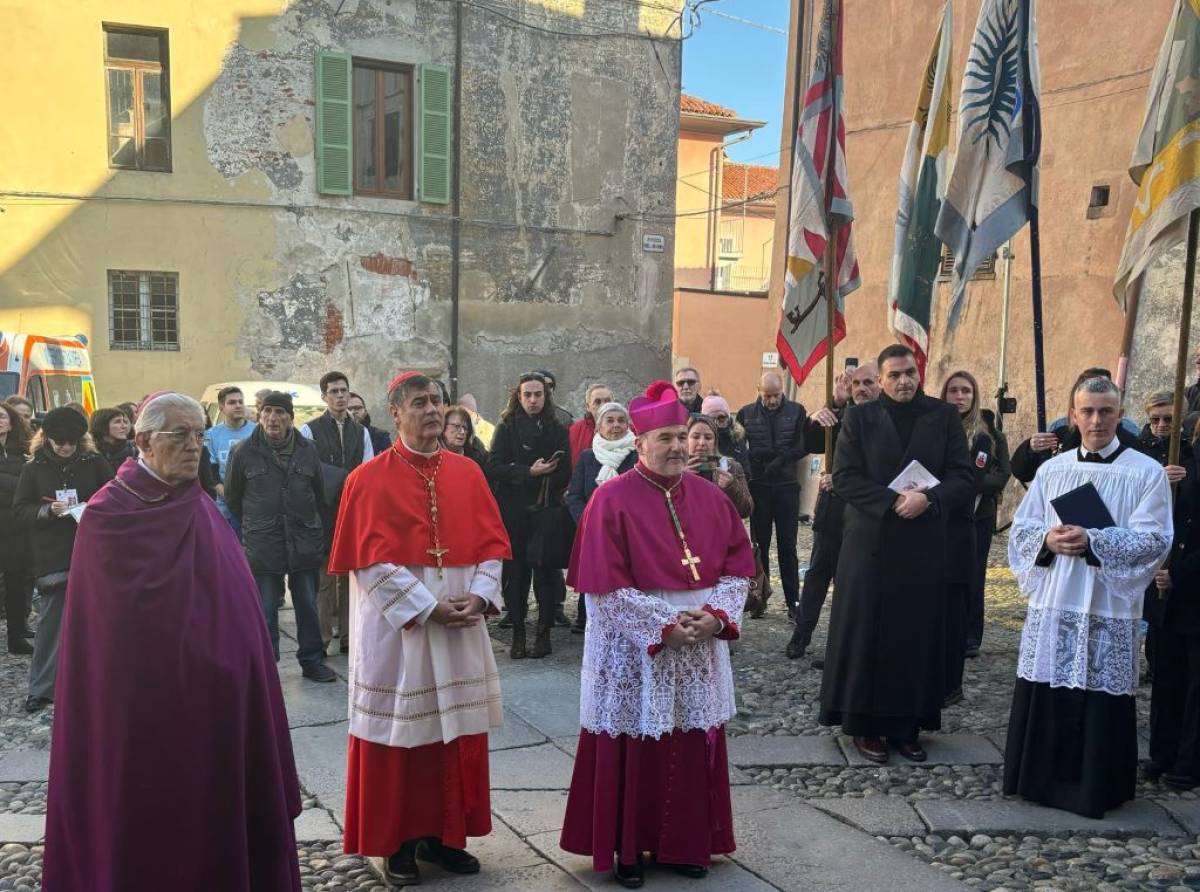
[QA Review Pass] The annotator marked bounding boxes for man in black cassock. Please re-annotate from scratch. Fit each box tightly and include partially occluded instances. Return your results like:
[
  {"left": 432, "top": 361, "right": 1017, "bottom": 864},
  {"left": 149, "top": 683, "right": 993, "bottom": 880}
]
[{"left": 817, "top": 344, "right": 973, "bottom": 764}]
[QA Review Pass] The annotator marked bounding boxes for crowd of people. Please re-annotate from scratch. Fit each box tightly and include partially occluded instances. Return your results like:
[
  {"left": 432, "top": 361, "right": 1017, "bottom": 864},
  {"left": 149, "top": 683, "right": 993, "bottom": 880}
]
[{"left": 0, "top": 344, "right": 1197, "bottom": 889}]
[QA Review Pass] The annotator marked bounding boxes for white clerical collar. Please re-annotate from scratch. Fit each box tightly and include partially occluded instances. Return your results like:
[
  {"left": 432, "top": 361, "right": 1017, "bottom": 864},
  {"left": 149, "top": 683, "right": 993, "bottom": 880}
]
[
  {"left": 399, "top": 437, "right": 439, "bottom": 457},
  {"left": 137, "top": 456, "right": 173, "bottom": 485},
  {"left": 1078, "top": 436, "right": 1120, "bottom": 460}
]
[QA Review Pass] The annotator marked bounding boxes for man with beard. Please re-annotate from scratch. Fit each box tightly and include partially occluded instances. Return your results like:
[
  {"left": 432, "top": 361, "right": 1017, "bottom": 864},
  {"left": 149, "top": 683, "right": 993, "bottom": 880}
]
[
  {"left": 818, "top": 345, "right": 973, "bottom": 764},
  {"left": 786, "top": 362, "right": 879, "bottom": 661}
]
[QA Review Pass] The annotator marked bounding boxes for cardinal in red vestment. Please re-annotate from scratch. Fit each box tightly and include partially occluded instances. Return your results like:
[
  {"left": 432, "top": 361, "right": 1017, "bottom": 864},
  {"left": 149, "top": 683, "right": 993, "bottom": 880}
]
[
  {"left": 328, "top": 371, "right": 511, "bottom": 885},
  {"left": 560, "top": 381, "right": 755, "bottom": 887}
]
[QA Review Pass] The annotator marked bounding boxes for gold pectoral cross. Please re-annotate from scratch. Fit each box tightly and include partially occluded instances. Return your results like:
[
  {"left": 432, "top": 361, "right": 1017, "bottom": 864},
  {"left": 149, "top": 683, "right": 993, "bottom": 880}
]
[
  {"left": 680, "top": 546, "right": 702, "bottom": 582},
  {"left": 427, "top": 546, "right": 449, "bottom": 576}
]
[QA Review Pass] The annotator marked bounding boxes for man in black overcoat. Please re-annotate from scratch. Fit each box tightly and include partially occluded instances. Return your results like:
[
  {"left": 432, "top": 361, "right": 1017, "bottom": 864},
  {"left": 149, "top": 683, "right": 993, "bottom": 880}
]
[{"left": 818, "top": 344, "right": 973, "bottom": 764}]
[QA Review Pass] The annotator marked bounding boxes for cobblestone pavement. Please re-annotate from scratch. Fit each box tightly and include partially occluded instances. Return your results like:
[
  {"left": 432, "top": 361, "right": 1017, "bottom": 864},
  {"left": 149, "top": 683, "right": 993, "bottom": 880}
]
[{"left": 1, "top": 524, "right": 1198, "bottom": 890}]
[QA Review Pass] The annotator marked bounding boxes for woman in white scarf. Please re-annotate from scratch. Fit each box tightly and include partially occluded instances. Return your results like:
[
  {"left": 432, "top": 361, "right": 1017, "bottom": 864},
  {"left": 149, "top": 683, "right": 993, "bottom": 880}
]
[{"left": 590, "top": 402, "right": 635, "bottom": 485}]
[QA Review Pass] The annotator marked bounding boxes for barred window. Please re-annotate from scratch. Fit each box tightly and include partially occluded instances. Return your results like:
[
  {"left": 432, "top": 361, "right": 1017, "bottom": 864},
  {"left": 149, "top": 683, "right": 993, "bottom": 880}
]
[
  {"left": 937, "top": 247, "right": 997, "bottom": 282},
  {"left": 108, "top": 270, "right": 179, "bottom": 351}
]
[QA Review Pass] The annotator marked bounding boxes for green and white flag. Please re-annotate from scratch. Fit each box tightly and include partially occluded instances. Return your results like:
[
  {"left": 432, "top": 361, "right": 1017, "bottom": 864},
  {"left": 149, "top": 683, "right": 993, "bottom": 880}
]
[{"left": 888, "top": 2, "right": 953, "bottom": 374}]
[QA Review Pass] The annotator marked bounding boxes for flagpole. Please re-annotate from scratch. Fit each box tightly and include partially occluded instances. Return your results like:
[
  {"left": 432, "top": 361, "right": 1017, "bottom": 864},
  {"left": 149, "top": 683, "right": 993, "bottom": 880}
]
[
  {"left": 1029, "top": 209, "right": 1048, "bottom": 432},
  {"left": 995, "top": 239, "right": 1014, "bottom": 431},
  {"left": 1169, "top": 209, "right": 1199, "bottom": 468},
  {"left": 823, "top": 0, "right": 842, "bottom": 469}
]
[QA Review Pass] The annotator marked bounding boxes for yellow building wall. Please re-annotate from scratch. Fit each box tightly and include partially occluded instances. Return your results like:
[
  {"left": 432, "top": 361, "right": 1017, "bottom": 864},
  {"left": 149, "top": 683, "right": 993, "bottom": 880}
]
[
  {"left": 0, "top": 0, "right": 287, "bottom": 405},
  {"left": 674, "top": 131, "right": 721, "bottom": 282}
]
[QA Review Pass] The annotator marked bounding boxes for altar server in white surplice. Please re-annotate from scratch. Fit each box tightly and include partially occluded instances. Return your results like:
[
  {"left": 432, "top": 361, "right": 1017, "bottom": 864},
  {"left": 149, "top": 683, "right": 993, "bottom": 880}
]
[{"left": 1004, "top": 376, "right": 1171, "bottom": 818}]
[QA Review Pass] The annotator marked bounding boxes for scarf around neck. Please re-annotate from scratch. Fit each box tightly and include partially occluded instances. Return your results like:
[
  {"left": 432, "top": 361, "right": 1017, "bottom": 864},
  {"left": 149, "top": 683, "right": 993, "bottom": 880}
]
[{"left": 591, "top": 430, "right": 636, "bottom": 484}]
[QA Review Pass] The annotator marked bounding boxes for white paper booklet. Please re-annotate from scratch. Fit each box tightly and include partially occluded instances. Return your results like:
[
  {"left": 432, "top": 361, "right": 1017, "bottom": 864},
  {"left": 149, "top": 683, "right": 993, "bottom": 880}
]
[
  {"left": 66, "top": 502, "right": 87, "bottom": 524},
  {"left": 888, "top": 460, "right": 940, "bottom": 494}
]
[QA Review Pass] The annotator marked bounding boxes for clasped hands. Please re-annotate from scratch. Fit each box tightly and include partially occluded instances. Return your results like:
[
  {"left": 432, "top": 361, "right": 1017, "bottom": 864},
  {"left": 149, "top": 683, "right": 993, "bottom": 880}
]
[
  {"left": 428, "top": 595, "right": 489, "bottom": 628},
  {"left": 1045, "top": 524, "right": 1089, "bottom": 557},
  {"left": 893, "top": 488, "right": 929, "bottom": 519},
  {"left": 663, "top": 609, "right": 722, "bottom": 650}
]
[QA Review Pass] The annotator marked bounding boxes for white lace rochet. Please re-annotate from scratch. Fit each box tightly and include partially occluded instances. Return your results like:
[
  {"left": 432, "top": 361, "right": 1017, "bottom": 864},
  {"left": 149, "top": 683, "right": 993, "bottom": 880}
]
[{"left": 580, "top": 576, "right": 748, "bottom": 739}]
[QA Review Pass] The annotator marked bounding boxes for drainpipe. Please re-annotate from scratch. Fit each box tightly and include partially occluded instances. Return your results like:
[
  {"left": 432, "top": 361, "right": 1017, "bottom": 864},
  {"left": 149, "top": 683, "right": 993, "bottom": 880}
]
[
  {"left": 709, "top": 129, "right": 753, "bottom": 291},
  {"left": 448, "top": 1, "right": 463, "bottom": 400}
]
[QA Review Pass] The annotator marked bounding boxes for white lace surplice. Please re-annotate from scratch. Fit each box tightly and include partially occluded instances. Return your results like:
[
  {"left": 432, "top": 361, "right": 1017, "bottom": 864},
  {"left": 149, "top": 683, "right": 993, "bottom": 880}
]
[
  {"left": 581, "top": 576, "right": 748, "bottom": 739},
  {"left": 1008, "top": 450, "right": 1171, "bottom": 696},
  {"left": 348, "top": 559, "right": 504, "bottom": 748}
]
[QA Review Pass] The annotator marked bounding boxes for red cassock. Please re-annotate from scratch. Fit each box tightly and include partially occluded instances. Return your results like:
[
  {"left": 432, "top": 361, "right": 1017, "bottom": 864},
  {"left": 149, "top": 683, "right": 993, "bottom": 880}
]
[
  {"left": 560, "top": 464, "right": 755, "bottom": 870},
  {"left": 328, "top": 442, "right": 511, "bottom": 857}
]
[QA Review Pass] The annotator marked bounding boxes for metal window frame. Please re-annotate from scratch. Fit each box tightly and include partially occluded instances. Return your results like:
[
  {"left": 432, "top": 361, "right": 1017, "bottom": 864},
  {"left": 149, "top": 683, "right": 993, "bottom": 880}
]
[
  {"left": 937, "top": 247, "right": 996, "bottom": 282},
  {"left": 103, "top": 24, "right": 172, "bottom": 172},
  {"left": 351, "top": 58, "right": 415, "bottom": 200},
  {"left": 107, "top": 269, "right": 180, "bottom": 351}
]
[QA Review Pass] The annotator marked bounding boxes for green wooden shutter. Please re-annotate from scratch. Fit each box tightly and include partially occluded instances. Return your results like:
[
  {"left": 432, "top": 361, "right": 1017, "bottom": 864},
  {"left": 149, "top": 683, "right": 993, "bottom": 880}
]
[
  {"left": 417, "top": 64, "right": 452, "bottom": 204},
  {"left": 315, "top": 51, "right": 353, "bottom": 196}
]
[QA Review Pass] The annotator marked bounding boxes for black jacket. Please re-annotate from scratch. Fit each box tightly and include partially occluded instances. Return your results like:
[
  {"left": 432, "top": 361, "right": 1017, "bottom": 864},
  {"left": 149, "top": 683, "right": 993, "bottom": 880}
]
[
  {"left": 1012, "top": 423, "right": 1142, "bottom": 484},
  {"left": 970, "top": 412, "right": 1012, "bottom": 520},
  {"left": 366, "top": 424, "right": 392, "bottom": 456},
  {"left": 1137, "top": 425, "right": 1195, "bottom": 467},
  {"left": 13, "top": 449, "right": 113, "bottom": 579},
  {"left": 737, "top": 396, "right": 811, "bottom": 486},
  {"left": 1166, "top": 449, "right": 1200, "bottom": 634},
  {"left": 487, "top": 410, "right": 571, "bottom": 544},
  {"left": 224, "top": 428, "right": 327, "bottom": 574},
  {"left": 0, "top": 444, "right": 30, "bottom": 570},
  {"left": 97, "top": 439, "right": 137, "bottom": 470},
  {"left": 566, "top": 448, "right": 637, "bottom": 523}
]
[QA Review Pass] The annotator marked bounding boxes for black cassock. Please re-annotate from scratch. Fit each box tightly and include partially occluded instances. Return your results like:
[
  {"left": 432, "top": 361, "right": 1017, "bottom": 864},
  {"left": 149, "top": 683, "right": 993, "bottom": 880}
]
[{"left": 818, "top": 393, "right": 974, "bottom": 740}]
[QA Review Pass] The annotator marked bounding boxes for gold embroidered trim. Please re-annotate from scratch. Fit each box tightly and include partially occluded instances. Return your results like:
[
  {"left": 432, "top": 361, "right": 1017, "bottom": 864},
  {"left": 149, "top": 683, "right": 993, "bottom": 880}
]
[
  {"left": 381, "top": 579, "right": 421, "bottom": 612},
  {"left": 352, "top": 694, "right": 502, "bottom": 722},
  {"left": 366, "top": 565, "right": 404, "bottom": 598},
  {"left": 353, "top": 672, "right": 499, "bottom": 698}
]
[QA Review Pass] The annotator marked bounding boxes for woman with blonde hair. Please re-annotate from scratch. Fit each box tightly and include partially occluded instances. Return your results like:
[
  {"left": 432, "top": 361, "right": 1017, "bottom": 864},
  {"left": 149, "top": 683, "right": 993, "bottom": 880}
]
[{"left": 941, "top": 370, "right": 1010, "bottom": 704}]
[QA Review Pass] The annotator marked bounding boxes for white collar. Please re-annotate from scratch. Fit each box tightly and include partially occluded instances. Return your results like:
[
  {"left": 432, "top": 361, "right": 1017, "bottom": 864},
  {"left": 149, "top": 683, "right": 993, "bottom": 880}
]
[
  {"left": 137, "top": 456, "right": 173, "bottom": 485},
  {"left": 1078, "top": 436, "right": 1120, "bottom": 460}
]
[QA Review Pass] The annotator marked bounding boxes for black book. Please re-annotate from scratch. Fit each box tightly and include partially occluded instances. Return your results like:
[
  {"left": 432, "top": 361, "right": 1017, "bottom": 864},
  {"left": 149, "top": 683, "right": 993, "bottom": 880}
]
[{"left": 1051, "top": 481, "right": 1116, "bottom": 529}]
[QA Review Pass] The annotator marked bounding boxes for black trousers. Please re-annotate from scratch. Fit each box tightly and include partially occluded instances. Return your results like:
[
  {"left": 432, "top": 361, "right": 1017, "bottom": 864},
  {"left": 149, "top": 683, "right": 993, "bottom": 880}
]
[
  {"left": 502, "top": 558, "right": 564, "bottom": 628},
  {"left": 789, "top": 529, "right": 842, "bottom": 649},
  {"left": 2, "top": 571, "right": 31, "bottom": 645},
  {"left": 750, "top": 483, "right": 801, "bottom": 609},
  {"left": 944, "top": 582, "right": 969, "bottom": 696},
  {"left": 1150, "top": 627, "right": 1200, "bottom": 779},
  {"left": 966, "top": 515, "right": 994, "bottom": 647}
]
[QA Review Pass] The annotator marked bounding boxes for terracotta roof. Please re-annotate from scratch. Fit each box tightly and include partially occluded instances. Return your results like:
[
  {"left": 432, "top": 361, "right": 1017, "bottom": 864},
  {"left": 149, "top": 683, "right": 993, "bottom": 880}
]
[
  {"left": 680, "top": 93, "right": 736, "bottom": 118},
  {"left": 722, "top": 163, "right": 779, "bottom": 203}
]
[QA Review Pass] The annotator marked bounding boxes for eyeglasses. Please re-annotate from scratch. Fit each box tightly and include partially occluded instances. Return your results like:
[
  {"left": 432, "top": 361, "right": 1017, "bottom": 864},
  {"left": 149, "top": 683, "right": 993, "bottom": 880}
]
[
  {"left": 1149, "top": 414, "right": 1174, "bottom": 425},
  {"left": 444, "top": 421, "right": 467, "bottom": 432},
  {"left": 710, "top": 413, "right": 730, "bottom": 422},
  {"left": 675, "top": 378, "right": 699, "bottom": 387},
  {"left": 153, "top": 428, "right": 206, "bottom": 444}
]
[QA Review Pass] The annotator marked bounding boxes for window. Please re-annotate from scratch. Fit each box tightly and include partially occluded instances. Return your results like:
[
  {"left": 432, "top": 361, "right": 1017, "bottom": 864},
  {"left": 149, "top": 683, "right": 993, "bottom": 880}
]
[
  {"left": 104, "top": 25, "right": 171, "bottom": 171},
  {"left": 108, "top": 270, "right": 179, "bottom": 351},
  {"left": 1088, "top": 184, "right": 1111, "bottom": 220},
  {"left": 937, "top": 247, "right": 996, "bottom": 282},
  {"left": 352, "top": 61, "right": 414, "bottom": 198}
]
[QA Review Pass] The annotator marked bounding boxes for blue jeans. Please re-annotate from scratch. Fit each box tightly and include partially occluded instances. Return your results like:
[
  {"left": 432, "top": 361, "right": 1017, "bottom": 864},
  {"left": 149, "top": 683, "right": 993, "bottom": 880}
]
[
  {"left": 254, "top": 570, "right": 324, "bottom": 668},
  {"left": 215, "top": 497, "right": 243, "bottom": 541}
]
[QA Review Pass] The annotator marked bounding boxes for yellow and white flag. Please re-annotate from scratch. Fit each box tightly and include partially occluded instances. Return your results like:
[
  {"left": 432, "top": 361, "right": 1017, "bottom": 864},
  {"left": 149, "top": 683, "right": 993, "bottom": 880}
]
[{"left": 1114, "top": 0, "right": 1200, "bottom": 310}]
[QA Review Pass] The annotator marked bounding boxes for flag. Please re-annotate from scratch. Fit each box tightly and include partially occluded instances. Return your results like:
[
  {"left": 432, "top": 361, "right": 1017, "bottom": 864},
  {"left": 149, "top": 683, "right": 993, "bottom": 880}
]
[
  {"left": 1113, "top": 0, "right": 1200, "bottom": 310},
  {"left": 777, "top": 0, "right": 860, "bottom": 387},
  {"left": 934, "top": 0, "right": 1040, "bottom": 327},
  {"left": 888, "top": 2, "right": 953, "bottom": 375}
]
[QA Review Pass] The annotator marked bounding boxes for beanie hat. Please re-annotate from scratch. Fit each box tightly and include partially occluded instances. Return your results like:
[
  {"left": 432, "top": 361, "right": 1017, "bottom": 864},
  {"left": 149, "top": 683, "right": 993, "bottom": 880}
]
[
  {"left": 628, "top": 381, "right": 689, "bottom": 435},
  {"left": 595, "top": 401, "right": 628, "bottom": 424},
  {"left": 261, "top": 391, "right": 294, "bottom": 417},
  {"left": 701, "top": 395, "right": 731, "bottom": 416},
  {"left": 42, "top": 406, "right": 89, "bottom": 443}
]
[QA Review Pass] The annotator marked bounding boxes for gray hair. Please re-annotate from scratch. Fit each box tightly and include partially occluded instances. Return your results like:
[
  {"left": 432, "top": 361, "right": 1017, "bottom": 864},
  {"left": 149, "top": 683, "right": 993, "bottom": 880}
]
[
  {"left": 1073, "top": 377, "right": 1121, "bottom": 401},
  {"left": 134, "top": 393, "right": 204, "bottom": 436}
]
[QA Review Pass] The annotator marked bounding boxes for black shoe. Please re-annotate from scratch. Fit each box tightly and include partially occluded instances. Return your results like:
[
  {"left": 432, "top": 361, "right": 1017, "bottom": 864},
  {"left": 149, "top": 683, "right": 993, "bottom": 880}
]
[
  {"left": 810, "top": 656, "right": 825, "bottom": 670},
  {"left": 613, "top": 858, "right": 644, "bottom": 889},
  {"left": 386, "top": 841, "right": 420, "bottom": 885},
  {"left": 964, "top": 642, "right": 980, "bottom": 659},
  {"left": 553, "top": 608, "right": 571, "bottom": 628},
  {"left": 339, "top": 640, "right": 349, "bottom": 654},
  {"left": 943, "top": 687, "right": 964, "bottom": 708},
  {"left": 302, "top": 662, "right": 337, "bottom": 683},
  {"left": 1164, "top": 772, "right": 1199, "bottom": 790},
  {"left": 7, "top": 639, "right": 33, "bottom": 656},
  {"left": 20, "top": 628, "right": 34, "bottom": 640},
  {"left": 786, "top": 606, "right": 797, "bottom": 621},
  {"left": 497, "top": 611, "right": 513, "bottom": 629},
  {"left": 785, "top": 640, "right": 806, "bottom": 660},
  {"left": 23, "top": 696, "right": 51, "bottom": 713},
  {"left": 667, "top": 863, "right": 709, "bottom": 879},
  {"left": 417, "top": 839, "right": 480, "bottom": 874},
  {"left": 889, "top": 737, "right": 927, "bottom": 762},
  {"left": 1141, "top": 759, "right": 1168, "bottom": 780},
  {"left": 570, "top": 622, "right": 586, "bottom": 635}
]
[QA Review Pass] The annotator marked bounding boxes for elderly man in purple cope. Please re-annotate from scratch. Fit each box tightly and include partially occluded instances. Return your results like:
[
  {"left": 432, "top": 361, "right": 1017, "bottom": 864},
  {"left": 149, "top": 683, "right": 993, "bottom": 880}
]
[
  {"left": 560, "top": 380, "right": 756, "bottom": 888},
  {"left": 42, "top": 392, "right": 301, "bottom": 892}
]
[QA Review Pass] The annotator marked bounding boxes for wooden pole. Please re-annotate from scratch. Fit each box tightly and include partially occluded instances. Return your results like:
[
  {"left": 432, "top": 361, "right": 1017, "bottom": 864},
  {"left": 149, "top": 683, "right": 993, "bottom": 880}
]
[
  {"left": 822, "top": 0, "right": 841, "bottom": 469},
  {"left": 1029, "top": 208, "right": 1048, "bottom": 432},
  {"left": 1169, "top": 209, "right": 1200, "bottom": 468}
]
